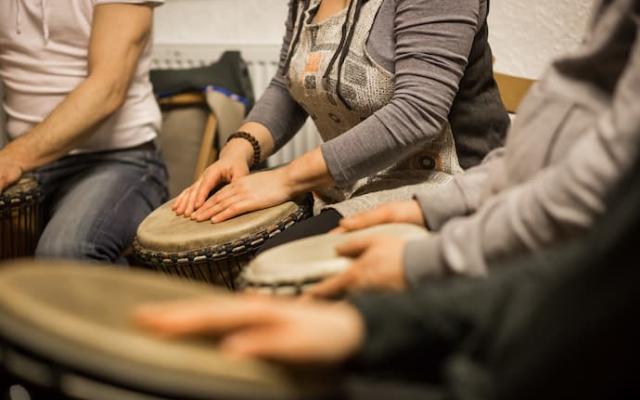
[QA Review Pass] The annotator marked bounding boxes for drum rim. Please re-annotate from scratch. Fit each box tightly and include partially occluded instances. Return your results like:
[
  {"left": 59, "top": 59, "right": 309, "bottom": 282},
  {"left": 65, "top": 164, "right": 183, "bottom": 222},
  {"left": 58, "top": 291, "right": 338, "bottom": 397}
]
[
  {"left": 133, "top": 204, "right": 310, "bottom": 264},
  {"left": 0, "top": 177, "right": 42, "bottom": 208}
]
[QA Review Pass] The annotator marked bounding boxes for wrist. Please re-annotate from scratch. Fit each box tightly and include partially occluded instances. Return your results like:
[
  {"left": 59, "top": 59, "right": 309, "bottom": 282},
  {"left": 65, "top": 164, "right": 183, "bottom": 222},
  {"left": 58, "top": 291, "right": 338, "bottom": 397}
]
[
  {"left": 282, "top": 148, "right": 334, "bottom": 195},
  {"left": 220, "top": 139, "right": 254, "bottom": 167},
  {"left": 226, "top": 132, "right": 261, "bottom": 167},
  {"left": 0, "top": 146, "right": 29, "bottom": 173}
]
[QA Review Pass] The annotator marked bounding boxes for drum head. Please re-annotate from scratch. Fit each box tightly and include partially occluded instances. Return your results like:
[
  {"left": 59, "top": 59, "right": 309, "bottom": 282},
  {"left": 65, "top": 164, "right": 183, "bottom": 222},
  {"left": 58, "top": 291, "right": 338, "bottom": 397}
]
[
  {"left": 0, "top": 261, "right": 328, "bottom": 400},
  {"left": 136, "top": 200, "right": 302, "bottom": 253},
  {"left": 243, "top": 224, "right": 428, "bottom": 287}
]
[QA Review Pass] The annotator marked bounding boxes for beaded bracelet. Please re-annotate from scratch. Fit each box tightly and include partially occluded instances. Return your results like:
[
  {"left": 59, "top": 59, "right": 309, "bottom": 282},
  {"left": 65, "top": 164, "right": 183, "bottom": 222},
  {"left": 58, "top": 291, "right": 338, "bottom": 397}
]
[{"left": 226, "top": 131, "right": 261, "bottom": 167}]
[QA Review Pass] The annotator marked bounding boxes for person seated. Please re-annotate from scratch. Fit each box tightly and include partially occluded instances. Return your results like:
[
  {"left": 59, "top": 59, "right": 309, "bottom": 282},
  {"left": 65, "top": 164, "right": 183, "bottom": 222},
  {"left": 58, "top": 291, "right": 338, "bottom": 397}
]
[
  {"left": 299, "top": 0, "right": 640, "bottom": 297},
  {"left": 173, "top": 0, "right": 510, "bottom": 251},
  {"left": 0, "top": 1, "right": 168, "bottom": 262},
  {"left": 135, "top": 148, "right": 640, "bottom": 399}
]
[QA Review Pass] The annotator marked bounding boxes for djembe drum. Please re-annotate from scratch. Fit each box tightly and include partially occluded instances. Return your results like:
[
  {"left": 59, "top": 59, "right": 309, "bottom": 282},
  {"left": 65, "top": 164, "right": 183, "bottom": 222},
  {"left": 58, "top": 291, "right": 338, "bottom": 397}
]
[
  {"left": 0, "top": 177, "right": 43, "bottom": 260},
  {"left": 0, "top": 261, "right": 332, "bottom": 400},
  {"left": 239, "top": 224, "right": 429, "bottom": 295},
  {"left": 133, "top": 198, "right": 310, "bottom": 289}
]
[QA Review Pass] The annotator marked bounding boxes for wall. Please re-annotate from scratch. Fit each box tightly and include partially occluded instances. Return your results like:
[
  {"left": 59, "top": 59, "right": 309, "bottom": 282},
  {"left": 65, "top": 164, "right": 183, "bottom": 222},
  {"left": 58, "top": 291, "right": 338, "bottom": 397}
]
[
  {"left": 154, "top": 0, "right": 595, "bottom": 79},
  {"left": 488, "top": 0, "right": 593, "bottom": 78},
  {"left": 154, "top": 0, "right": 288, "bottom": 45}
]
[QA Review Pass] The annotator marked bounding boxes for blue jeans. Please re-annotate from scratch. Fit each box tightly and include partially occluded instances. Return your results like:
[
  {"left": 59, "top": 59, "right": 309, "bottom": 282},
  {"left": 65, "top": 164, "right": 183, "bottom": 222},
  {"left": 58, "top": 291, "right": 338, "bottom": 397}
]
[{"left": 32, "top": 144, "right": 168, "bottom": 263}]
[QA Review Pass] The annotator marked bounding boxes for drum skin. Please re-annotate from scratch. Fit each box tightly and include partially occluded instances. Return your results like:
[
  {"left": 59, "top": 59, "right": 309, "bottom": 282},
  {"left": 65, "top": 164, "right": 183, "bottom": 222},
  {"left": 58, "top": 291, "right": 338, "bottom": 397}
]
[
  {"left": 0, "top": 261, "right": 331, "bottom": 400},
  {"left": 240, "top": 223, "right": 429, "bottom": 295},
  {"left": 0, "top": 178, "right": 43, "bottom": 260},
  {"left": 136, "top": 200, "right": 301, "bottom": 253},
  {"left": 133, "top": 199, "right": 310, "bottom": 289}
]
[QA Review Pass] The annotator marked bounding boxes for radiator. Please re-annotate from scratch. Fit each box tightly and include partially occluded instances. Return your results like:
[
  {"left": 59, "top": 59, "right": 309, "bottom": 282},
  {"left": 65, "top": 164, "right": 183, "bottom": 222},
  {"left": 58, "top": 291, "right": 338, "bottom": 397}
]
[{"left": 152, "top": 44, "right": 322, "bottom": 167}]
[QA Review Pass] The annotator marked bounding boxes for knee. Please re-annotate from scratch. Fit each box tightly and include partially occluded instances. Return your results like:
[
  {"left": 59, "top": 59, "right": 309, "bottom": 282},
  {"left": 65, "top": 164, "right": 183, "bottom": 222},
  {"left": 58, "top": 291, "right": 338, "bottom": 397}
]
[{"left": 35, "top": 234, "right": 117, "bottom": 262}]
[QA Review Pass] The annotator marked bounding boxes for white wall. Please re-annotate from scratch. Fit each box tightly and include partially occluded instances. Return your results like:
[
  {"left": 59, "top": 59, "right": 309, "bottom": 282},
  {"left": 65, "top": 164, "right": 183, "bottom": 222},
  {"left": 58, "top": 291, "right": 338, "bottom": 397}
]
[
  {"left": 154, "top": 0, "right": 288, "bottom": 45},
  {"left": 154, "top": 0, "right": 595, "bottom": 79},
  {"left": 488, "top": 0, "right": 593, "bottom": 78}
]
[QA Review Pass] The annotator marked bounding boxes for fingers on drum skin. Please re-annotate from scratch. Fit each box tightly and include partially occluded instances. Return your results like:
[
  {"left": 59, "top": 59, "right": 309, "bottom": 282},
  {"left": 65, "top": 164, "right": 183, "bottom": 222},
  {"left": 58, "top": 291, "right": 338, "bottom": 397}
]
[
  {"left": 173, "top": 188, "right": 191, "bottom": 214},
  {"left": 307, "top": 271, "right": 354, "bottom": 299},
  {"left": 340, "top": 207, "right": 393, "bottom": 231},
  {"left": 335, "top": 237, "right": 378, "bottom": 257},
  {"left": 211, "top": 201, "right": 252, "bottom": 224}
]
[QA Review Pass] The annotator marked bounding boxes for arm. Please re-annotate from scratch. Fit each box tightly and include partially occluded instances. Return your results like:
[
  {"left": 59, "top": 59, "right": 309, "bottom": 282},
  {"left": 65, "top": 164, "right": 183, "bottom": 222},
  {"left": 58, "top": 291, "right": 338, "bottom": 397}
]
[
  {"left": 175, "top": 0, "right": 313, "bottom": 216},
  {"left": 404, "top": 33, "right": 640, "bottom": 284},
  {"left": 0, "top": 3, "right": 154, "bottom": 190},
  {"left": 321, "top": 0, "right": 482, "bottom": 185},
  {"left": 181, "top": 0, "right": 485, "bottom": 222},
  {"left": 240, "top": 0, "right": 308, "bottom": 157}
]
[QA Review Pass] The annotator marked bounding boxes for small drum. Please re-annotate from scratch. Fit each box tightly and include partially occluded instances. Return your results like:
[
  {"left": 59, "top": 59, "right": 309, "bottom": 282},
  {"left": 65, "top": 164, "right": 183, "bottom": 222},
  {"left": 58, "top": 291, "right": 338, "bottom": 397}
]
[
  {"left": 0, "top": 177, "right": 43, "bottom": 260},
  {"left": 240, "top": 223, "right": 429, "bottom": 295},
  {"left": 133, "top": 198, "right": 310, "bottom": 290},
  {"left": 0, "top": 261, "right": 332, "bottom": 400}
]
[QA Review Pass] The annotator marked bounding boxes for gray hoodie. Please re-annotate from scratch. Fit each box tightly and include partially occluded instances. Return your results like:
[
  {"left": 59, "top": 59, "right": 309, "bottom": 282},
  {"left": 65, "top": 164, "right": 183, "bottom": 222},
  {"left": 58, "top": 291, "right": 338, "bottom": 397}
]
[{"left": 405, "top": 0, "right": 640, "bottom": 285}]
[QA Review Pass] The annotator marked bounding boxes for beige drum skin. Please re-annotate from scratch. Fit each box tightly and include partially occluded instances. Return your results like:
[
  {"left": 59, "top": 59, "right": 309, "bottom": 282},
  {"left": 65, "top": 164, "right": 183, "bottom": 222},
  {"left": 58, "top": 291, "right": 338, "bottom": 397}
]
[
  {"left": 0, "top": 261, "right": 332, "bottom": 400},
  {"left": 240, "top": 223, "right": 429, "bottom": 295}
]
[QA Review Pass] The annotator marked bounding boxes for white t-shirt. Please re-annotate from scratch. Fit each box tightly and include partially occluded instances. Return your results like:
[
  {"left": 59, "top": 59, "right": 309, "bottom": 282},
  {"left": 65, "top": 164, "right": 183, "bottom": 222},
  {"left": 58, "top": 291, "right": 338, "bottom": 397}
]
[{"left": 0, "top": 0, "right": 163, "bottom": 153}]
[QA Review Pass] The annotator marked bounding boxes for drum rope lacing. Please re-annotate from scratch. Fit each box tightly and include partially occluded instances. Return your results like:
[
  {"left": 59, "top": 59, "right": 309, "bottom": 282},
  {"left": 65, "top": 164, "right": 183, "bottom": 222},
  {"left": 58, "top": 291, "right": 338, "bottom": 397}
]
[{"left": 132, "top": 205, "right": 311, "bottom": 289}]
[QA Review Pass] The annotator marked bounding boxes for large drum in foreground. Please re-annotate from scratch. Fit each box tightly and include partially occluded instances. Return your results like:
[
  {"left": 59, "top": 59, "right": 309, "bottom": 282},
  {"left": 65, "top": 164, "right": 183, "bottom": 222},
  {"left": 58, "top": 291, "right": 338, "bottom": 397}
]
[
  {"left": 133, "top": 198, "right": 310, "bottom": 289},
  {"left": 0, "top": 261, "right": 330, "bottom": 400},
  {"left": 240, "top": 224, "right": 429, "bottom": 295},
  {"left": 0, "top": 177, "right": 43, "bottom": 260}
]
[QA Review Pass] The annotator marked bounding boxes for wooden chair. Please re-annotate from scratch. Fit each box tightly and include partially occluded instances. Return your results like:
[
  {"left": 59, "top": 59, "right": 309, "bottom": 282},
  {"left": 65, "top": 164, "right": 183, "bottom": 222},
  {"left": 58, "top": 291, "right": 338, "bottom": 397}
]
[
  {"left": 157, "top": 92, "right": 218, "bottom": 198},
  {"left": 494, "top": 72, "right": 536, "bottom": 114}
]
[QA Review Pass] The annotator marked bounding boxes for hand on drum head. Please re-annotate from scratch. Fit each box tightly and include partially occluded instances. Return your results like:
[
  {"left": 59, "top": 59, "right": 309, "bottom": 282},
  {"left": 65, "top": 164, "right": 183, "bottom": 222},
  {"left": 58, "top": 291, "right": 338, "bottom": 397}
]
[
  {"left": 0, "top": 155, "right": 24, "bottom": 193},
  {"left": 174, "top": 157, "right": 250, "bottom": 217},
  {"left": 189, "top": 168, "right": 296, "bottom": 223},
  {"left": 332, "top": 201, "right": 426, "bottom": 234},
  {"left": 134, "top": 294, "right": 365, "bottom": 364},
  {"left": 305, "top": 235, "right": 408, "bottom": 299}
]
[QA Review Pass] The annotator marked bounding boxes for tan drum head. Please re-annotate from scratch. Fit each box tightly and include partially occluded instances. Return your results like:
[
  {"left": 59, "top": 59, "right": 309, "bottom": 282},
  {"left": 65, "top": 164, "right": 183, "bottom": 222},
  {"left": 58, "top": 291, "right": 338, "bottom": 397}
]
[
  {"left": 136, "top": 200, "right": 302, "bottom": 253},
  {"left": 0, "top": 261, "right": 329, "bottom": 400},
  {"left": 242, "top": 224, "right": 428, "bottom": 288}
]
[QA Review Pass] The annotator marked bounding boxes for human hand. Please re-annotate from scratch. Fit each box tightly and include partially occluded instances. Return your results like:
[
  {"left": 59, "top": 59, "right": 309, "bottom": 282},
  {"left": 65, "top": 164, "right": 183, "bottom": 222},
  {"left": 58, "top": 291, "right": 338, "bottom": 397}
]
[
  {"left": 134, "top": 294, "right": 365, "bottom": 364},
  {"left": 306, "top": 235, "right": 408, "bottom": 299},
  {"left": 173, "top": 154, "right": 250, "bottom": 218},
  {"left": 333, "top": 200, "right": 425, "bottom": 233},
  {"left": 0, "top": 155, "right": 24, "bottom": 193},
  {"left": 190, "top": 168, "right": 295, "bottom": 223}
]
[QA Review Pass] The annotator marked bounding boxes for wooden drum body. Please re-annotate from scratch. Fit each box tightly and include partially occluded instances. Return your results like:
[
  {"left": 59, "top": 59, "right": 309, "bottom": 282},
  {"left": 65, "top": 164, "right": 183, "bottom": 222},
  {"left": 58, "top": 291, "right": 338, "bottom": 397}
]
[
  {"left": 0, "top": 261, "right": 331, "bottom": 400},
  {"left": 133, "top": 198, "right": 310, "bottom": 289},
  {"left": 0, "top": 178, "right": 43, "bottom": 260},
  {"left": 240, "top": 223, "right": 429, "bottom": 295}
]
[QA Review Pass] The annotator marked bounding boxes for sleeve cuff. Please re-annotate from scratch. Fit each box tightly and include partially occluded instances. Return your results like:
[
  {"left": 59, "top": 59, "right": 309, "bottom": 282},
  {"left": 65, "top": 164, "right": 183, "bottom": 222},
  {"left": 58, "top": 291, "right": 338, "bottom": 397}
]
[
  {"left": 414, "top": 181, "right": 467, "bottom": 231},
  {"left": 404, "top": 235, "right": 447, "bottom": 288}
]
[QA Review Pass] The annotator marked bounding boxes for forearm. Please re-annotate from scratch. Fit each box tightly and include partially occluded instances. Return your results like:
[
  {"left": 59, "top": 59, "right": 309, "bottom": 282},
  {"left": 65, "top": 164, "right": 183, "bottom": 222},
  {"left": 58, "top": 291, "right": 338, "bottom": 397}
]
[
  {"left": 244, "top": 82, "right": 308, "bottom": 154},
  {"left": 283, "top": 147, "right": 335, "bottom": 195},
  {"left": 1, "top": 77, "right": 127, "bottom": 170}
]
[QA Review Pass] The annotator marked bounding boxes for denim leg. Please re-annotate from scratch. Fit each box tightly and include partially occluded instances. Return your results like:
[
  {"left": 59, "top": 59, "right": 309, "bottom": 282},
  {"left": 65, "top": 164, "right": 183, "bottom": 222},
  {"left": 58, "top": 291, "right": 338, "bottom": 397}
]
[{"left": 34, "top": 149, "right": 168, "bottom": 263}]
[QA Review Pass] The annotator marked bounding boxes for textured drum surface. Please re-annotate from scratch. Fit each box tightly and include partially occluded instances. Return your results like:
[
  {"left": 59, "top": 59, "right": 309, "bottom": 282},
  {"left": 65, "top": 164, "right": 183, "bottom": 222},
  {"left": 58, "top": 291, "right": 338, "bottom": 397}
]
[
  {"left": 0, "top": 178, "right": 42, "bottom": 260},
  {"left": 241, "top": 224, "right": 428, "bottom": 293},
  {"left": 133, "top": 199, "right": 310, "bottom": 288},
  {"left": 0, "top": 261, "right": 328, "bottom": 400},
  {"left": 136, "top": 200, "right": 301, "bottom": 253}
]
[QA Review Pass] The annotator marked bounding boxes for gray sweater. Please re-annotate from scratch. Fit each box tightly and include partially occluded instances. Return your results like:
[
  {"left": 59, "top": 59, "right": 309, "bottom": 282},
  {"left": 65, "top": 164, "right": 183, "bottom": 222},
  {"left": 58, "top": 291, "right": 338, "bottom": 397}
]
[
  {"left": 405, "top": 0, "right": 640, "bottom": 285},
  {"left": 246, "top": 0, "right": 509, "bottom": 185}
]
